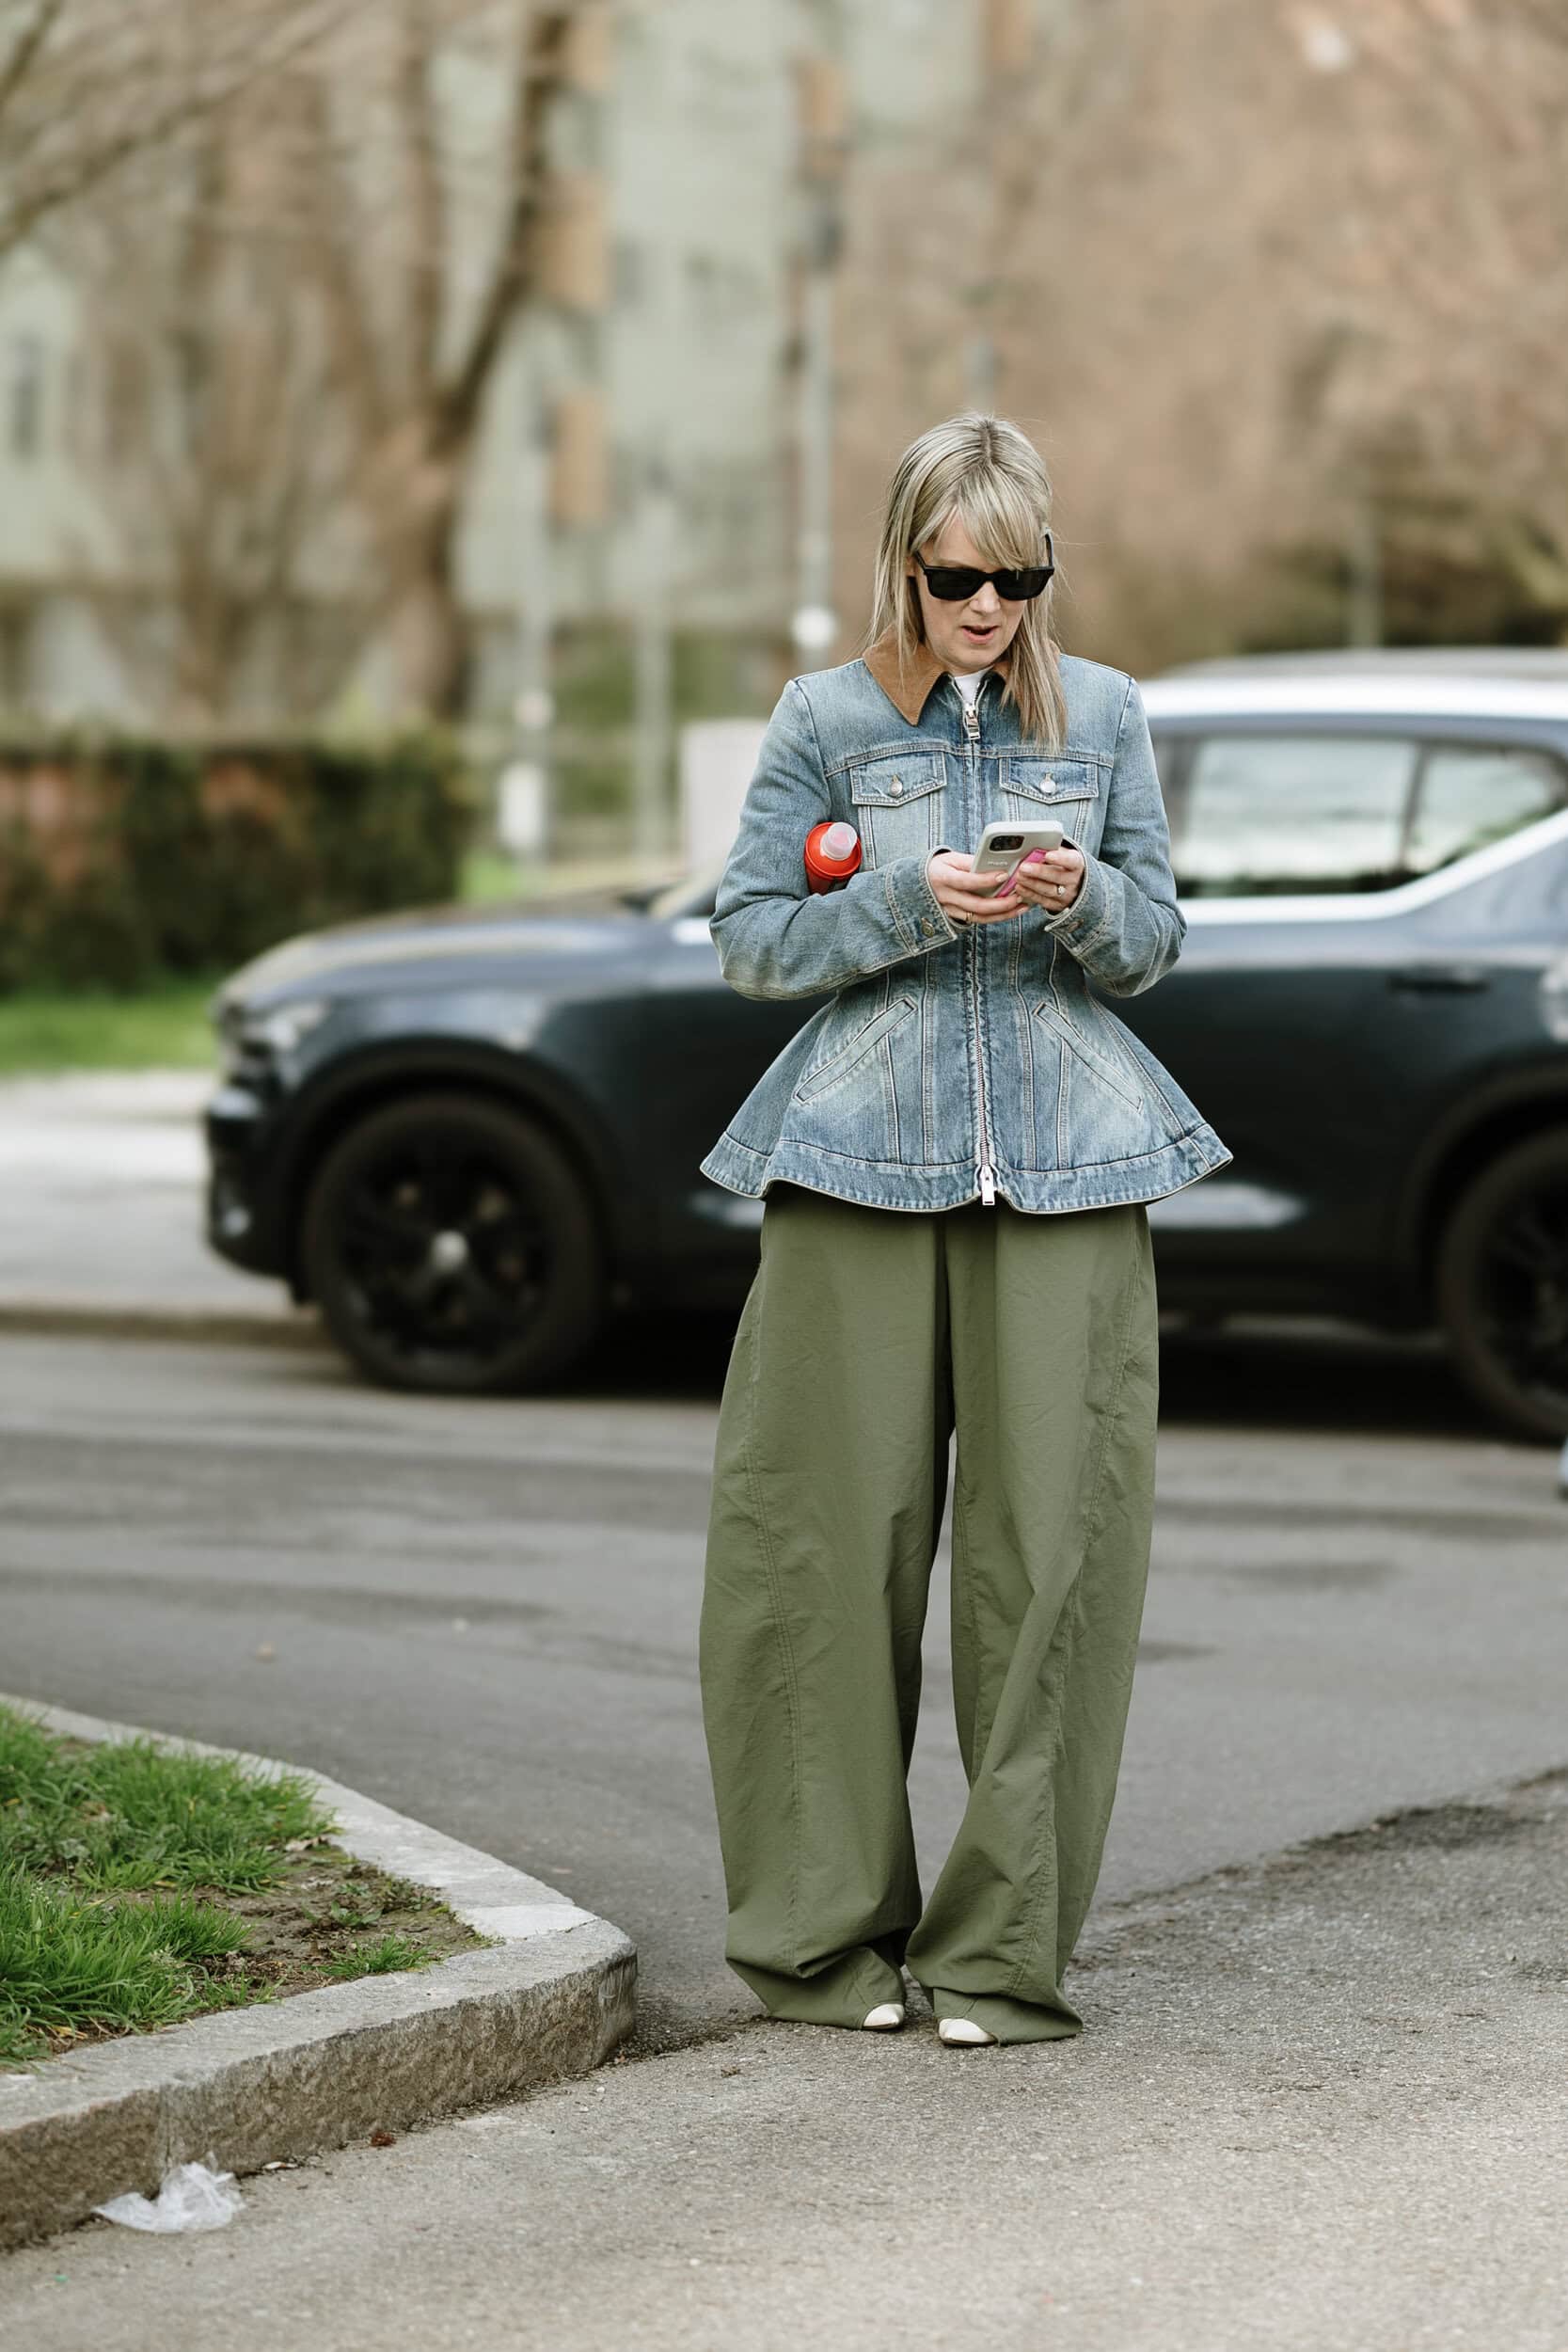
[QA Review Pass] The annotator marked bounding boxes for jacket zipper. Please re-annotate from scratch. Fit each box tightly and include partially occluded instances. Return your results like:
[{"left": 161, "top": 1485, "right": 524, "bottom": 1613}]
[{"left": 961, "top": 694, "right": 997, "bottom": 1206}]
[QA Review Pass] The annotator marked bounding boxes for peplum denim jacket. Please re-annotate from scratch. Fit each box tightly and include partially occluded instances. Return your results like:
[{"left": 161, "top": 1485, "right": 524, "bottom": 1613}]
[{"left": 698, "top": 629, "right": 1233, "bottom": 1216}]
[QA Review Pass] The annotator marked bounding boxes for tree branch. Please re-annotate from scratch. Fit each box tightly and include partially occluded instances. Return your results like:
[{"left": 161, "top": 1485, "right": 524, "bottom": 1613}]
[
  {"left": 0, "top": 0, "right": 68, "bottom": 133},
  {"left": 438, "top": 1, "right": 578, "bottom": 450},
  {"left": 0, "top": 0, "right": 382, "bottom": 260},
  {"left": 396, "top": 0, "right": 447, "bottom": 401}
]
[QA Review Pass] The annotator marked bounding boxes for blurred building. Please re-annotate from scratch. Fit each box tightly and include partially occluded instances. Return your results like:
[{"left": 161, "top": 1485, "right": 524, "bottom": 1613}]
[{"left": 0, "top": 0, "right": 989, "bottom": 734}]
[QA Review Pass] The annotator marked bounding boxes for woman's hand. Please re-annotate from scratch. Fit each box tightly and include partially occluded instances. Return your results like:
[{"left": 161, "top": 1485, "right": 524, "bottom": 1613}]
[
  {"left": 926, "top": 847, "right": 1087, "bottom": 928},
  {"left": 926, "top": 850, "right": 1031, "bottom": 926},
  {"left": 1009, "top": 844, "right": 1086, "bottom": 916}
]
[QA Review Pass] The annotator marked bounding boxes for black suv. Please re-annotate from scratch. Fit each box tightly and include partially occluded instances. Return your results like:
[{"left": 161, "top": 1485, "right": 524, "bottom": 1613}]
[{"left": 205, "top": 650, "right": 1568, "bottom": 1439}]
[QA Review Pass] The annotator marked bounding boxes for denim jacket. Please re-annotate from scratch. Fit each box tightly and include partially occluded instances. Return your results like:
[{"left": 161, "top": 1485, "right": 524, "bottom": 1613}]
[{"left": 699, "top": 630, "right": 1233, "bottom": 1215}]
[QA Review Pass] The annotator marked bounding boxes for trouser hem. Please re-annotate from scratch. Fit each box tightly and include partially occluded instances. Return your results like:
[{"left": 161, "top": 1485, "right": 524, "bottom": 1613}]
[
  {"left": 921, "top": 1984, "right": 1084, "bottom": 2045},
  {"left": 729, "top": 1945, "right": 906, "bottom": 2028}
]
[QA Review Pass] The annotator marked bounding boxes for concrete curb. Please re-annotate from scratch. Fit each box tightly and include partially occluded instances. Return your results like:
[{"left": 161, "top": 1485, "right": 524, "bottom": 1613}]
[
  {"left": 0, "top": 1697, "right": 637, "bottom": 2250},
  {"left": 0, "top": 1302, "right": 325, "bottom": 1350}
]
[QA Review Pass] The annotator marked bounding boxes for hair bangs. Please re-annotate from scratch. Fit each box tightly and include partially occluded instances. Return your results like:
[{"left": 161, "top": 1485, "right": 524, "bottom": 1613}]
[{"left": 948, "top": 472, "right": 1047, "bottom": 573}]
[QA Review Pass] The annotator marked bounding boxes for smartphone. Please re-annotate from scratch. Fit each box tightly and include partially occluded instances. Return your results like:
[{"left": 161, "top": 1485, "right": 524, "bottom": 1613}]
[{"left": 971, "top": 819, "right": 1066, "bottom": 896}]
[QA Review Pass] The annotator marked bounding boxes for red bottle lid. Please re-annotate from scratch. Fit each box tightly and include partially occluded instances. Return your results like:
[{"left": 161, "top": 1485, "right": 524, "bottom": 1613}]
[{"left": 804, "top": 819, "right": 862, "bottom": 893}]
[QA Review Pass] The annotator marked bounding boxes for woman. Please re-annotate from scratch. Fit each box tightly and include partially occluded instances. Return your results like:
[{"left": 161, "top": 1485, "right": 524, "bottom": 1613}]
[{"left": 698, "top": 414, "right": 1231, "bottom": 2047}]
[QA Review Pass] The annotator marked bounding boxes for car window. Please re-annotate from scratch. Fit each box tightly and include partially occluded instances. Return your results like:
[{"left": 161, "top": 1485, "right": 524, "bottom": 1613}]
[
  {"left": 1176, "top": 735, "right": 1417, "bottom": 895},
  {"left": 1405, "top": 743, "right": 1566, "bottom": 875}
]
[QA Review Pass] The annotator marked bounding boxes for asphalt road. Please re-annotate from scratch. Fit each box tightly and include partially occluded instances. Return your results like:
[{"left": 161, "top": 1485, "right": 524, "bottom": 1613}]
[{"left": 2, "top": 1316, "right": 1564, "bottom": 2055}]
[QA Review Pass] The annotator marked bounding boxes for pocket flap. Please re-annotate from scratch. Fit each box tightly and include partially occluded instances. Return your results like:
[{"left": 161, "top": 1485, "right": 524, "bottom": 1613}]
[
  {"left": 849, "top": 753, "right": 945, "bottom": 806},
  {"left": 1003, "top": 756, "right": 1102, "bottom": 804}
]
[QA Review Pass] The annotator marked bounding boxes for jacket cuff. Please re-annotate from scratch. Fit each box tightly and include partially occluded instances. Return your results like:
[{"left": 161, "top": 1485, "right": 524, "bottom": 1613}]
[
  {"left": 924, "top": 846, "right": 959, "bottom": 940},
  {"left": 1036, "top": 847, "right": 1110, "bottom": 946},
  {"left": 880, "top": 850, "right": 957, "bottom": 949}
]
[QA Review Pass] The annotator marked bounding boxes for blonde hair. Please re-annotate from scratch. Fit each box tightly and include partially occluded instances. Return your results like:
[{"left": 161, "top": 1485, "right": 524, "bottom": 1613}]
[{"left": 866, "top": 412, "right": 1067, "bottom": 752}]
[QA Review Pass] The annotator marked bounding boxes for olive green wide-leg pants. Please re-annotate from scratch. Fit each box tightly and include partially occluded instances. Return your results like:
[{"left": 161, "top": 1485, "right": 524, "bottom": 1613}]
[{"left": 699, "top": 1181, "right": 1160, "bottom": 2045}]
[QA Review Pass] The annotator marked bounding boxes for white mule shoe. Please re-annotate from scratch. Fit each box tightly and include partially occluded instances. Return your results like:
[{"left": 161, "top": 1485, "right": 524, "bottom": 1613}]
[
  {"left": 863, "top": 2002, "right": 906, "bottom": 2030},
  {"left": 937, "top": 2015, "right": 998, "bottom": 2046}
]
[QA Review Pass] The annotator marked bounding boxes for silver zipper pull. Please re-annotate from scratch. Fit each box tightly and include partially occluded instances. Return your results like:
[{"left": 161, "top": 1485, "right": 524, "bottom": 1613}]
[
  {"left": 962, "top": 702, "right": 979, "bottom": 742},
  {"left": 977, "top": 1161, "right": 996, "bottom": 1206}
]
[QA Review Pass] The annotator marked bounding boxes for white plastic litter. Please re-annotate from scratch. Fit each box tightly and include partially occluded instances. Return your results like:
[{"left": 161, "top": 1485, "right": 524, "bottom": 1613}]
[{"left": 94, "top": 2156, "right": 244, "bottom": 2233}]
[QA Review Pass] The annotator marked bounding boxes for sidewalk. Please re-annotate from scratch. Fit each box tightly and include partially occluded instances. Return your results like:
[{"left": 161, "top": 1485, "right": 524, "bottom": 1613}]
[
  {"left": 0, "top": 1696, "right": 635, "bottom": 2251},
  {"left": 4, "top": 1770, "right": 1563, "bottom": 2351},
  {"left": 0, "top": 1071, "right": 313, "bottom": 1339}
]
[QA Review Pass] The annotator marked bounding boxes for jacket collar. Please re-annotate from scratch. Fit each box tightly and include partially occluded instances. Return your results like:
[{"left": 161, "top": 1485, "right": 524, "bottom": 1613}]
[{"left": 863, "top": 627, "right": 1012, "bottom": 727}]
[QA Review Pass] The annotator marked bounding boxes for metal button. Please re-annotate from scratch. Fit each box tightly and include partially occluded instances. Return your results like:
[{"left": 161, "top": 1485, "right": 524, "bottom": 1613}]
[{"left": 888, "top": 777, "right": 903, "bottom": 796}]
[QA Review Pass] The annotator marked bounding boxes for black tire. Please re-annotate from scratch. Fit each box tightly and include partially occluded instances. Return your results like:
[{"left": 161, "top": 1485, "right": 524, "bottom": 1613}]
[
  {"left": 300, "top": 1091, "right": 606, "bottom": 1395},
  {"left": 1434, "top": 1128, "right": 1568, "bottom": 1442}
]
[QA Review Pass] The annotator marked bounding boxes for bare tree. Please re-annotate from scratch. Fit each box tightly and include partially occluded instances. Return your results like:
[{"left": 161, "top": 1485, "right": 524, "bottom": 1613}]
[
  {"left": 832, "top": 0, "right": 1323, "bottom": 665},
  {"left": 836, "top": 0, "right": 1568, "bottom": 664},
  {"left": 40, "top": 0, "right": 601, "bottom": 723},
  {"left": 0, "top": 0, "right": 371, "bottom": 262},
  {"left": 1297, "top": 0, "right": 1568, "bottom": 637},
  {"left": 1028, "top": 0, "right": 1568, "bottom": 649},
  {"left": 281, "top": 0, "right": 604, "bottom": 718},
  {"left": 993, "top": 1, "right": 1360, "bottom": 658},
  {"left": 64, "top": 105, "right": 366, "bottom": 725}
]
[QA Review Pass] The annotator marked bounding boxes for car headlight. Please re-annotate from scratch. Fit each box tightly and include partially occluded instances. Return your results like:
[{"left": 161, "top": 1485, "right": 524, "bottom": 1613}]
[{"left": 215, "top": 995, "right": 335, "bottom": 1073}]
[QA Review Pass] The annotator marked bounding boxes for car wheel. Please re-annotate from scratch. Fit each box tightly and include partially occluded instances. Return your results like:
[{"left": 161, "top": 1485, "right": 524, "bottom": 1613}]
[
  {"left": 1435, "top": 1129, "right": 1568, "bottom": 1442},
  {"left": 301, "top": 1092, "right": 606, "bottom": 1395}
]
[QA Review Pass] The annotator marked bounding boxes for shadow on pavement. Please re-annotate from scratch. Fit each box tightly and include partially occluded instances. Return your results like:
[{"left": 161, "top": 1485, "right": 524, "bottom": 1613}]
[{"left": 557, "top": 1307, "right": 1497, "bottom": 1441}]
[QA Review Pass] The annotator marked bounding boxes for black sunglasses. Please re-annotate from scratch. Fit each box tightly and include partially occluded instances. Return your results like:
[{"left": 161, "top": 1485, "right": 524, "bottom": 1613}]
[{"left": 912, "top": 533, "right": 1054, "bottom": 602}]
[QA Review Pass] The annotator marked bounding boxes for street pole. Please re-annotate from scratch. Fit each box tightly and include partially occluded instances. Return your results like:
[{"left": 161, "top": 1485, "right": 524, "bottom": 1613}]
[
  {"left": 501, "top": 383, "right": 555, "bottom": 873},
  {"left": 791, "top": 35, "right": 847, "bottom": 666},
  {"left": 631, "top": 458, "right": 674, "bottom": 879},
  {"left": 797, "top": 256, "right": 838, "bottom": 659}
]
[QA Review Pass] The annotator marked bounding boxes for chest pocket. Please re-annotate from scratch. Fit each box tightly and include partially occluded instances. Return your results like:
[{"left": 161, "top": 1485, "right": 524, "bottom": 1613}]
[
  {"left": 849, "top": 752, "right": 946, "bottom": 866},
  {"left": 1000, "top": 755, "right": 1102, "bottom": 851}
]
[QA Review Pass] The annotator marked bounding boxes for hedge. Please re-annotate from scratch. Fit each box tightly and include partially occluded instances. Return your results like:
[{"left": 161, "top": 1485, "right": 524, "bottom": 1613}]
[{"left": 0, "top": 731, "right": 477, "bottom": 993}]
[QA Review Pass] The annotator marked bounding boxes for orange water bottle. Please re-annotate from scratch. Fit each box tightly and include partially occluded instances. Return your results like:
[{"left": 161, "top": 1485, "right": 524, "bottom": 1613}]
[{"left": 804, "top": 820, "right": 862, "bottom": 894}]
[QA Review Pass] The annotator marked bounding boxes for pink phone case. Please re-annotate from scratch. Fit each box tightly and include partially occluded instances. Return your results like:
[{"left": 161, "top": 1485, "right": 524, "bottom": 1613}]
[{"left": 993, "top": 848, "right": 1050, "bottom": 899}]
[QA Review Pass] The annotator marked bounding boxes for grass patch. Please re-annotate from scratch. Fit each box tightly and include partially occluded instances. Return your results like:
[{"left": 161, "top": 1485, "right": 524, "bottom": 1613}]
[
  {"left": 0, "top": 1875, "right": 253, "bottom": 2052},
  {"left": 462, "top": 848, "right": 531, "bottom": 904},
  {"left": 459, "top": 847, "right": 651, "bottom": 903},
  {"left": 0, "top": 1706, "right": 483, "bottom": 2066},
  {"left": 321, "top": 1933, "right": 430, "bottom": 1980},
  {"left": 0, "top": 1707, "right": 327, "bottom": 1893},
  {"left": 0, "top": 979, "right": 220, "bottom": 1075}
]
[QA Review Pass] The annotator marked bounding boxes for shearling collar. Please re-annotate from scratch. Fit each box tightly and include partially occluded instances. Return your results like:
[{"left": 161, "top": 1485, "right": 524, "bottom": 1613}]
[{"left": 862, "top": 626, "right": 1012, "bottom": 727}]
